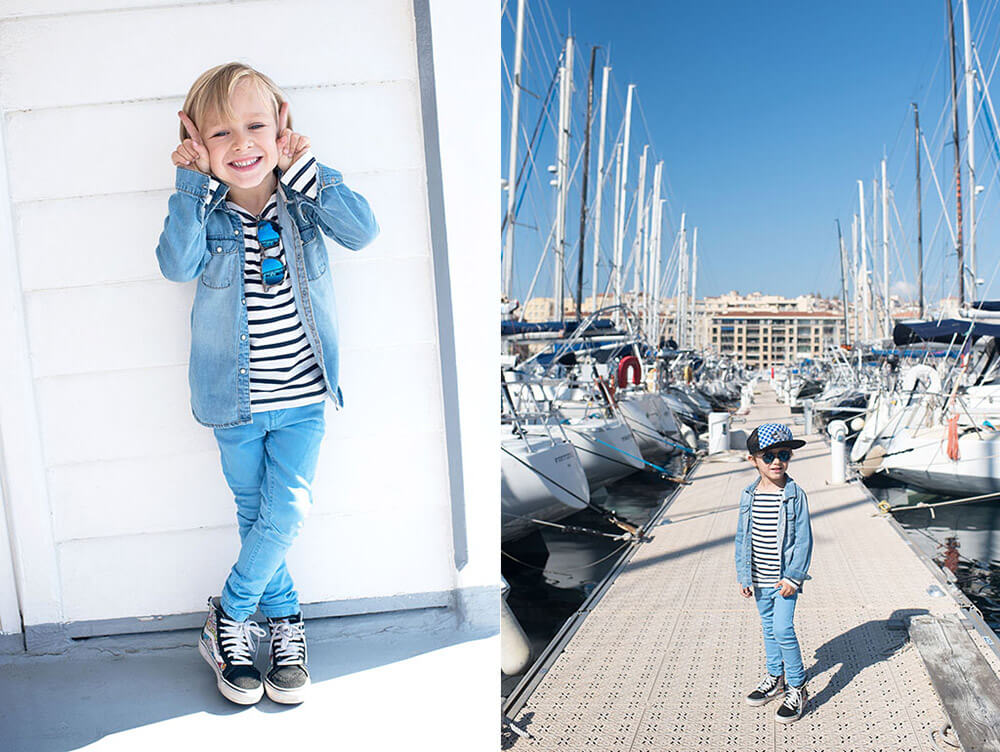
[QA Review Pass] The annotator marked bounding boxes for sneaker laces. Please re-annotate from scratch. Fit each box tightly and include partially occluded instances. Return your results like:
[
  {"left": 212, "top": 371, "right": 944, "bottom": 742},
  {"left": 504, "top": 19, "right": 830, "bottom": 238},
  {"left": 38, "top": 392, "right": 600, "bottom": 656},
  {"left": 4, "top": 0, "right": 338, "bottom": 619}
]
[
  {"left": 218, "top": 615, "right": 266, "bottom": 666},
  {"left": 270, "top": 620, "right": 306, "bottom": 666},
  {"left": 755, "top": 674, "right": 781, "bottom": 693},
  {"left": 782, "top": 684, "right": 803, "bottom": 710}
]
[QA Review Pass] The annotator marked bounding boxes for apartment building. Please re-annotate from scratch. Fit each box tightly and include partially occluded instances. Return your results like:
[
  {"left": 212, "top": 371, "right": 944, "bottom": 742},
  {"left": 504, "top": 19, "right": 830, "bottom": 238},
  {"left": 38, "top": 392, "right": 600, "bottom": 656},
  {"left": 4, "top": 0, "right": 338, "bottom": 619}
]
[{"left": 709, "top": 312, "right": 844, "bottom": 368}]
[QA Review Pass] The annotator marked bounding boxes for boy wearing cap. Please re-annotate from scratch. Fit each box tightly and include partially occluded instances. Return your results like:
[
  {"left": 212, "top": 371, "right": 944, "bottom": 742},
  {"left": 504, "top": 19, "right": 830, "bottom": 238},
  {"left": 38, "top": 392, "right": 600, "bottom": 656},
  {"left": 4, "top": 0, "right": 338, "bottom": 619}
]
[{"left": 734, "top": 422, "right": 813, "bottom": 723}]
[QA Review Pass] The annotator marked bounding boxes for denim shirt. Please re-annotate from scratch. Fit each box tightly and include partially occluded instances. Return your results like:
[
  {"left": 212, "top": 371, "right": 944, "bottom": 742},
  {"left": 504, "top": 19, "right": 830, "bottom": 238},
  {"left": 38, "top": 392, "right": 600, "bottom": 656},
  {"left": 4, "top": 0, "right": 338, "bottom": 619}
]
[
  {"left": 155, "top": 161, "right": 378, "bottom": 428},
  {"left": 734, "top": 475, "right": 813, "bottom": 591}
]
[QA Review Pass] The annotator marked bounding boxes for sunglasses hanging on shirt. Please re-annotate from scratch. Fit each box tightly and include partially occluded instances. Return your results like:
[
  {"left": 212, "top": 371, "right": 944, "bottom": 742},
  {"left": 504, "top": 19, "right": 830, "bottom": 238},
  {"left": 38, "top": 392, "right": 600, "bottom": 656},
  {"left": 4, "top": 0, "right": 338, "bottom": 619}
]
[{"left": 257, "top": 219, "right": 286, "bottom": 292}]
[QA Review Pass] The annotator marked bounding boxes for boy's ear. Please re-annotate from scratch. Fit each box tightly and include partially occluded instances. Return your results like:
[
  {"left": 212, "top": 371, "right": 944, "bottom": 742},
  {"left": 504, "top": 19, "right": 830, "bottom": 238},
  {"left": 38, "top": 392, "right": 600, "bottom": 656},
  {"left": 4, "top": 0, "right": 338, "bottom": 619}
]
[{"left": 278, "top": 100, "right": 290, "bottom": 132}]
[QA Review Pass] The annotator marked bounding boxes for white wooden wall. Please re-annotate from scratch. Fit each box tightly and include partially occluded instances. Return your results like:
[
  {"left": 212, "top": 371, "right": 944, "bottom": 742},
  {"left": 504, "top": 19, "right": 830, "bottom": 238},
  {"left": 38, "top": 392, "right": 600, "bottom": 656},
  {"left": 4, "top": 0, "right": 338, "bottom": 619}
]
[{"left": 0, "top": 0, "right": 494, "bottom": 633}]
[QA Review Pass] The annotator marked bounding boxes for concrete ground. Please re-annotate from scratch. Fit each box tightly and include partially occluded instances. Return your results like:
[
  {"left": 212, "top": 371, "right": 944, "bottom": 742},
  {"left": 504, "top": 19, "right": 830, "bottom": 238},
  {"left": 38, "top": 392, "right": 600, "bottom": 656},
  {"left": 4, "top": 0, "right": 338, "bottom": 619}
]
[{"left": 0, "top": 607, "right": 497, "bottom": 751}]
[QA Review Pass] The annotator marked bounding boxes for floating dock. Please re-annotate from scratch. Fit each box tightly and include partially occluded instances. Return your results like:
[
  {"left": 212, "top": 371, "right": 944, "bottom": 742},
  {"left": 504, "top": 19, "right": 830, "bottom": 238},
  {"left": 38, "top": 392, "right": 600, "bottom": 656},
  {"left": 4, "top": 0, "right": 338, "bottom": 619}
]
[{"left": 505, "top": 387, "right": 1000, "bottom": 751}]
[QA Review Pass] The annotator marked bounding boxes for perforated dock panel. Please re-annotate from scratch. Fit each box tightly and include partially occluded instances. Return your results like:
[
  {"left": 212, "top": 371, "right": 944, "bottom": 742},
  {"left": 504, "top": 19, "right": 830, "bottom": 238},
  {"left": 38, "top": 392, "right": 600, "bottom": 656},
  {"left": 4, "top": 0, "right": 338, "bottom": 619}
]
[{"left": 506, "top": 388, "right": 1000, "bottom": 751}]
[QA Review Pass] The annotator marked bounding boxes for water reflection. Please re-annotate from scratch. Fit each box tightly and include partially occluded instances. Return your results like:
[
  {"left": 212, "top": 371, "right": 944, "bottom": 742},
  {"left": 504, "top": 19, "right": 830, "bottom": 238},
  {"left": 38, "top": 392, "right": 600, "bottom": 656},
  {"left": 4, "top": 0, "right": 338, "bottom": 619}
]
[{"left": 866, "top": 477, "right": 1000, "bottom": 630}]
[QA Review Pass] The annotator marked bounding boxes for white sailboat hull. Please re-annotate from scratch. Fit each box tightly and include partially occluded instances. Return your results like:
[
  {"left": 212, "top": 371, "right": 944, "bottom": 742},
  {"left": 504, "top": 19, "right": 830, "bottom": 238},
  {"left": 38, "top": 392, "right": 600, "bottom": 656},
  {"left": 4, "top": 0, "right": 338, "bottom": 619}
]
[
  {"left": 501, "top": 433, "right": 590, "bottom": 543},
  {"left": 559, "top": 416, "right": 645, "bottom": 490},
  {"left": 882, "top": 428, "right": 1000, "bottom": 496}
]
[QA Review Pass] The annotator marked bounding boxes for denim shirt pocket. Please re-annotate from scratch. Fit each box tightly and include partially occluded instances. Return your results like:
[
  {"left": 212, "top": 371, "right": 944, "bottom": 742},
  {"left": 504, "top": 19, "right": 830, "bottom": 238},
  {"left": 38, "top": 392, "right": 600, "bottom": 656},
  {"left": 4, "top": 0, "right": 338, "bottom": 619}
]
[
  {"left": 201, "top": 236, "right": 239, "bottom": 289},
  {"left": 301, "top": 224, "right": 330, "bottom": 281}
]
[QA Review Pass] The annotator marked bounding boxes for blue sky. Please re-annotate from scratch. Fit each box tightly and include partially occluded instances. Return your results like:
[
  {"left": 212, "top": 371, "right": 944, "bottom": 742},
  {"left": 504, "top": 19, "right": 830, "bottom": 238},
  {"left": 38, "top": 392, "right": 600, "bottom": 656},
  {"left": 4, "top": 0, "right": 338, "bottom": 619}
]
[{"left": 502, "top": 0, "right": 1000, "bottom": 306}]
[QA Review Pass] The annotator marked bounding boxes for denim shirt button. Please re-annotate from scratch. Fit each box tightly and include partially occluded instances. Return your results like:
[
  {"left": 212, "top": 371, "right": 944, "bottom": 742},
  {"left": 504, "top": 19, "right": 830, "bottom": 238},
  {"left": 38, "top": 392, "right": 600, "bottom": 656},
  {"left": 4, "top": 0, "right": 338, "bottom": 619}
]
[
  {"left": 215, "top": 246, "right": 222, "bottom": 253},
  {"left": 240, "top": 334, "right": 247, "bottom": 341},
  {"left": 233, "top": 229, "right": 239, "bottom": 236},
  {"left": 241, "top": 298, "right": 246, "bottom": 305},
  {"left": 239, "top": 368, "right": 246, "bottom": 374}
]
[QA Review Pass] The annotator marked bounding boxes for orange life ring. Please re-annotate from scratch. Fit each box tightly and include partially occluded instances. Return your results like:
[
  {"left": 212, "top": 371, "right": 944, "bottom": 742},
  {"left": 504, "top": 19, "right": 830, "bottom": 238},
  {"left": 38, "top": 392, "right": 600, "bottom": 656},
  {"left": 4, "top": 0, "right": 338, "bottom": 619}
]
[{"left": 617, "top": 356, "right": 642, "bottom": 388}]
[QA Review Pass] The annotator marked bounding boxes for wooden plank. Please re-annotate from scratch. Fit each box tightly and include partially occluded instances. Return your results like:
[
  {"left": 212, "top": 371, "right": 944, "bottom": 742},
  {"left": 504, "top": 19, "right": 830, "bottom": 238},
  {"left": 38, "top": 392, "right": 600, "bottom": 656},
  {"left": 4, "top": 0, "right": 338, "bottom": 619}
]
[{"left": 909, "top": 614, "right": 1000, "bottom": 752}]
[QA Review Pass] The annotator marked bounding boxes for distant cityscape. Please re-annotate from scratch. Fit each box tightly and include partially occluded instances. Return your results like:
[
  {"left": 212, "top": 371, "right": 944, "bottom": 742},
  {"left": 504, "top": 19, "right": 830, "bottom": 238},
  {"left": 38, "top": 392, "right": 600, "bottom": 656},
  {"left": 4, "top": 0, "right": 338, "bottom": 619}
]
[{"left": 514, "top": 291, "right": 944, "bottom": 369}]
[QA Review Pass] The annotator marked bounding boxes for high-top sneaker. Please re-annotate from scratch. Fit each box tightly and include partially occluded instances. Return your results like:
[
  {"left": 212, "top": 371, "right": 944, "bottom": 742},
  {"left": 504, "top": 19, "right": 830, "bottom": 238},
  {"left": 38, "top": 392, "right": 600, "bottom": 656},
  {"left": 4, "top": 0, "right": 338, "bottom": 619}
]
[
  {"left": 264, "top": 613, "right": 310, "bottom": 704},
  {"left": 775, "top": 682, "right": 808, "bottom": 723},
  {"left": 745, "top": 673, "right": 785, "bottom": 706},
  {"left": 198, "top": 596, "right": 266, "bottom": 705}
]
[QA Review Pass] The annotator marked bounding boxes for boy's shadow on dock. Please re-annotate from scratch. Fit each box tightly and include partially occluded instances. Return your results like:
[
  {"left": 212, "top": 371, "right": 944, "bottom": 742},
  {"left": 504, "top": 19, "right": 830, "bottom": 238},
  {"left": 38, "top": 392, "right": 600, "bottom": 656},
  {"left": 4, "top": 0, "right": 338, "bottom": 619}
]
[{"left": 805, "top": 608, "right": 927, "bottom": 711}]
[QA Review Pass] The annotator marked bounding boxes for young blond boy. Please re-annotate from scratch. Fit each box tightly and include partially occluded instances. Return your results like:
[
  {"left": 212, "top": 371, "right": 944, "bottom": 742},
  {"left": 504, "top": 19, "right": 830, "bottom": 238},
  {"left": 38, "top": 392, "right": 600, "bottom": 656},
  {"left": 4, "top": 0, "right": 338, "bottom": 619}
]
[
  {"left": 735, "top": 423, "right": 813, "bottom": 722},
  {"left": 155, "top": 63, "right": 378, "bottom": 705}
]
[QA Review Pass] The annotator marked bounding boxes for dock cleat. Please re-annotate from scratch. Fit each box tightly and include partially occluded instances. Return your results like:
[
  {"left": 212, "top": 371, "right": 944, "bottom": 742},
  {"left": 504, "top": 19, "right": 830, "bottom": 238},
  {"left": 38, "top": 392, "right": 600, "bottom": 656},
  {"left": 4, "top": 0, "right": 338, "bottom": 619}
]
[
  {"left": 745, "top": 672, "right": 785, "bottom": 706},
  {"left": 775, "top": 682, "right": 807, "bottom": 723}
]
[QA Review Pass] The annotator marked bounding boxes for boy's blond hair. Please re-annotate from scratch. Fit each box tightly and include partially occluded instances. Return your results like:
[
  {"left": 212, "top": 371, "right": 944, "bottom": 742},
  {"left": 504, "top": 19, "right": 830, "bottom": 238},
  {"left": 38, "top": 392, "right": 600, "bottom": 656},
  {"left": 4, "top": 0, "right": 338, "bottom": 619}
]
[{"left": 179, "top": 62, "right": 291, "bottom": 141}]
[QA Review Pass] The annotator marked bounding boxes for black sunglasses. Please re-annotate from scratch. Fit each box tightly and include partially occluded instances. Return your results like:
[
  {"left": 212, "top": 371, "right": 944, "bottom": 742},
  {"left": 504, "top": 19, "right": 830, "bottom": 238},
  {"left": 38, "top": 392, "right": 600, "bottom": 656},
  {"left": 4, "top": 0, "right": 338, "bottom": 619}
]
[{"left": 759, "top": 449, "right": 792, "bottom": 463}]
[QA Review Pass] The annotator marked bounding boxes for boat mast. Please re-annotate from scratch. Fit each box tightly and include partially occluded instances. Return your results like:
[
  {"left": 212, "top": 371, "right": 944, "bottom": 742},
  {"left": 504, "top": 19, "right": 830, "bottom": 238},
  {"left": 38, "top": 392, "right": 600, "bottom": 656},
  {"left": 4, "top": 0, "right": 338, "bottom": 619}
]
[
  {"left": 614, "top": 84, "right": 635, "bottom": 314},
  {"left": 913, "top": 103, "right": 924, "bottom": 319},
  {"left": 591, "top": 63, "right": 610, "bottom": 312},
  {"left": 858, "top": 180, "right": 871, "bottom": 342},
  {"left": 851, "top": 214, "right": 860, "bottom": 345},
  {"left": 872, "top": 176, "right": 879, "bottom": 338},
  {"left": 948, "top": 0, "right": 965, "bottom": 306},
  {"left": 611, "top": 142, "right": 623, "bottom": 312},
  {"left": 576, "top": 46, "right": 597, "bottom": 322},
  {"left": 836, "top": 219, "right": 850, "bottom": 347},
  {"left": 676, "top": 212, "right": 687, "bottom": 348},
  {"left": 632, "top": 146, "right": 648, "bottom": 303},
  {"left": 649, "top": 162, "right": 663, "bottom": 336},
  {"left": 881, "top": 157, "right": 890, "bottom": 338},
  {"left": 963, "top": 0, "right": 977, "bottom": 292},
  {"left": 690, "top": 227, "right": 698, "bottom": 350},
  {"left": 553, "top": 35, "right": 574, "bottom": 323},
  {"left": 501, "top": 0, "right": 526, "bottom": 303}
]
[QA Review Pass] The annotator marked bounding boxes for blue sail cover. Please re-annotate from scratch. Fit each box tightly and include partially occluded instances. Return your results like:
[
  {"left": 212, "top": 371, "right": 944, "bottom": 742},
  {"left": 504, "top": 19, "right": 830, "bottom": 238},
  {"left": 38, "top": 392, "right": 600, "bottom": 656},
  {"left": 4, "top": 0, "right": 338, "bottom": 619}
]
[
  {"left": 971, "top": 300, "right": 1000, "bottom": 311},
  {"left": 500, "top": 319, "right": 616, "bottom": 336},
  {"left": 892, "top": 319, "right": 1000, "bottom": 345}
]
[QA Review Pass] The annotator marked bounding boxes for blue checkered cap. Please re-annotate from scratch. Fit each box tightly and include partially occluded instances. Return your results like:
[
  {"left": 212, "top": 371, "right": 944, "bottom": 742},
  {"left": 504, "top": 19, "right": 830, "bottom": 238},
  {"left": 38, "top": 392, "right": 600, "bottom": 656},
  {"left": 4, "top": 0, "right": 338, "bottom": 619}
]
[{"left": 747, "top": 422, "right": 805, "bottom": 453}]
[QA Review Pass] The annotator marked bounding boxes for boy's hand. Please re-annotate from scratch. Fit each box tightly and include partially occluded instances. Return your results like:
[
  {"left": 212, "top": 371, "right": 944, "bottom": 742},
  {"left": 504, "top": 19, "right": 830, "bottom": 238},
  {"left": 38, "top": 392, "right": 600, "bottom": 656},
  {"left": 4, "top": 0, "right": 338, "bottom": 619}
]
[
  {"left": 740, "top": 586, "right": 753, "bottom": 598},
  {"left": 774, "top": 580, "right": 796, "bottom": 597},
  {"left": 173, "top": 111, "right": 211, "bottom": 174},
  {"left": 275, "top": 101, "right": 311, "bottom": 173}
]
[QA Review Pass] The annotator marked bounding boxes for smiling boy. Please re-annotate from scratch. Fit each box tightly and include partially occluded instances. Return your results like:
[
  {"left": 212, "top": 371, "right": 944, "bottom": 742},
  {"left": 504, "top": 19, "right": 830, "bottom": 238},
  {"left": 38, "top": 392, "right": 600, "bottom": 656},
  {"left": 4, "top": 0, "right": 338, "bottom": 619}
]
[
  {"left": 734, "top": 423, "right": 813, "bottom": 723},
  {"left": 156, "top": 63, "right": 377, "bottom": 705}
]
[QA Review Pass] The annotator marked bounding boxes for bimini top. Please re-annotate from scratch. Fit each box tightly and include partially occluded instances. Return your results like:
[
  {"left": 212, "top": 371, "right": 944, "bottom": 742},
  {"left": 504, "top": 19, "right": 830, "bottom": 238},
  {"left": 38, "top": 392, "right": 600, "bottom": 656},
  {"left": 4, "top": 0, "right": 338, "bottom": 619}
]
[{"left": 892, "top": 319, "right": 1000, "bottom": 345}]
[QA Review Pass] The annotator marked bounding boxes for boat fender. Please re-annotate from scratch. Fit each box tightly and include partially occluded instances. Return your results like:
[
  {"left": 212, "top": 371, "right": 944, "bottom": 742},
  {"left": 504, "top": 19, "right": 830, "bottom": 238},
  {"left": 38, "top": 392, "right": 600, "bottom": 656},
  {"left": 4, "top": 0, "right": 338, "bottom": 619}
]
[
  {"left": 501, "top": 597, "right": 532, "bottom": 676},
  {"left": 946, "top": 414, "right": 960, "bottom": 461},
  {"left": 679, "top": 422, "right": 697, "bottom": 450},
  {"left": 617, "top": 356, "right": 642, "bottom": 388}
]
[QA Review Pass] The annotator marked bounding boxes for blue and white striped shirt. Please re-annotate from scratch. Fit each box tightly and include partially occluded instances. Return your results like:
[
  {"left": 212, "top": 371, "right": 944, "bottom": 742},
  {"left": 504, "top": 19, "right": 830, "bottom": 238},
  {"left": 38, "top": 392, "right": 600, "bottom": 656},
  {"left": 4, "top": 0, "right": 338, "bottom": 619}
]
[{"left": 208, "top": 152, "right": 328, "bottom": 413}]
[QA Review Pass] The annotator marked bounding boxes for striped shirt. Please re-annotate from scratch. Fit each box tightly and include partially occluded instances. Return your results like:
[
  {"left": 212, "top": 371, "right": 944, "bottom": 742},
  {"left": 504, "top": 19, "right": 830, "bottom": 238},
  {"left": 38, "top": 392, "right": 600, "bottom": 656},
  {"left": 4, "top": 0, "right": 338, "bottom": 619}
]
[
  {"left": 750, "top": 490, "right": 783, "bottom": 588},
  {"left": 207, "top": 152, "right": 328, "bottom": 413}
]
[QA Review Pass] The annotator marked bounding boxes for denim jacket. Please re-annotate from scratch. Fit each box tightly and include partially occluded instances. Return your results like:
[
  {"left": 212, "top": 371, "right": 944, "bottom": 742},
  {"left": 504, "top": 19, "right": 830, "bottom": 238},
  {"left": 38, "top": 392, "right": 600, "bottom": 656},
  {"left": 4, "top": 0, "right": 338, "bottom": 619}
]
[
  {"left": 734, "top": 475, "right": 813, "bottom": 591},
  {"left": 155, "top": 160, "right": 378, "bottom": 428}
]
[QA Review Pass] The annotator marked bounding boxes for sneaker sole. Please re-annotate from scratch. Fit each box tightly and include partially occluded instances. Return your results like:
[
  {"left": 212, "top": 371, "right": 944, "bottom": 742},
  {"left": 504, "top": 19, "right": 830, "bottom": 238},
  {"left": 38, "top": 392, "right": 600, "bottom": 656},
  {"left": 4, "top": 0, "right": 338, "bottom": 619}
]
[
  {"left": 198, "top": 639, "right": 263, "bottom": 705},
  {"left": 264, "top": 675, "right": 311, "bottom": 704},
  {"left": 775, "top": 711, "right": 803, "bottom": 724},
  {"left": 745, "top": 692, "right": 782, "bottom": 707}
]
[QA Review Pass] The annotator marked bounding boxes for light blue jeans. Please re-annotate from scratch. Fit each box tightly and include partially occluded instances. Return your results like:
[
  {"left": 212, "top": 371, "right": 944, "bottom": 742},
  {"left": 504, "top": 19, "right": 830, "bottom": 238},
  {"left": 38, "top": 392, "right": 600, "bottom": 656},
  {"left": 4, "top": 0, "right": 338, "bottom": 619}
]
[
  {"left": 754, "top": 585, "right": 805, "bottom": 687},
  {"left": 212, "top": 401, "right": 327, "bottom": 622}
]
